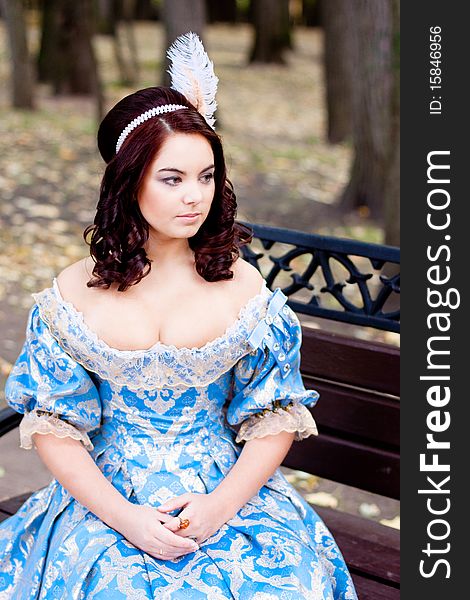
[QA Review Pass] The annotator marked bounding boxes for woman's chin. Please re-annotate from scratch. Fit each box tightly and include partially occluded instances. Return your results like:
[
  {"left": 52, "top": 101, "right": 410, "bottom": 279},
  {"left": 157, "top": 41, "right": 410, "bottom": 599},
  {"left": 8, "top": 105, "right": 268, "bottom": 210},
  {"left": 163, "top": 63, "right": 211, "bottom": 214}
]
[{"left": 149, "top": 222, "right": 202, "bottom": 239}]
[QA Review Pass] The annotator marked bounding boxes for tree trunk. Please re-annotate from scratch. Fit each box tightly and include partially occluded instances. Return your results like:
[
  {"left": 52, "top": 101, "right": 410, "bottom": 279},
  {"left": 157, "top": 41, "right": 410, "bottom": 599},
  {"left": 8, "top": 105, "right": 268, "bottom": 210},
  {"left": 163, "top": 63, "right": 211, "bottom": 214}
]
[
  {"left": 38, "top": 0, "right": 104, "bottom": 120},
  {"left": 384, "top": 0, "right": 400, "bottom": 246},
  {"left": 123, "top": 0, "right": 139, "bottom": 77},
  {"left": 53, "top": 1, "right": 100, "bottom": 92},
  {"left": 1, "top": 0, "right": 36, "bottom": 108},
  {"left": 321, "top": 0, "right": 352, "bottom": 143},
  {"left": 281, "top": 0, "right": 293, "bottom": 50},
  {"left": 239, "top": 1, "right": 252, "bottom": 23},
  {"left": 302, "top": 0, "right": 321, "bottom": 27},
  {"left": 207, "top": 0, "right": 238, "bottom": 24},
  {"left": 112, "top": 0, "right": 139, "bottom": 86},
  {"left": 249, "top": 0, "right": 291, "bottom": 64},
  {"left": 37, "top": 0, "right": 105, "bottom": 121},
  {"left": 161, "top": 0, "right": 207, "bottom": 86},
  {"left": 95, "top": 0, "right": 118, "bottom": 35},
  {"left": 383, "top": 126, "right": 399, "bottom": 246},
  {"left": 135, "top": 0, "right": 159, "bottom": 21},
  {"left": 340, "top": 0, "right": 393, "bottom": 219},
  {"left": 37, "top": 0, "right": 61, "bottom": 83}
]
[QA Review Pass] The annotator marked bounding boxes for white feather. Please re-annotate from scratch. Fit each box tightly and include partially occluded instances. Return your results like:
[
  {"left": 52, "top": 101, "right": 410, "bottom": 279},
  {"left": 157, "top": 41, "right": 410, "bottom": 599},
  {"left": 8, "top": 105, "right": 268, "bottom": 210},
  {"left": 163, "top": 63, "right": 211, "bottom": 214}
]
[{"left": 167, "top": 31, "right": 219, "bottom": 129}]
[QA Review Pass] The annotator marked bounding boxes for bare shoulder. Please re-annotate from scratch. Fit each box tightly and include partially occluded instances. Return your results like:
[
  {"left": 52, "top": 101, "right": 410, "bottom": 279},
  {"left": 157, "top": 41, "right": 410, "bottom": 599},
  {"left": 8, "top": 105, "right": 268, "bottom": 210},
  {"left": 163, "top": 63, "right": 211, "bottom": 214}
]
[
  {"left": 56, "top": 257, "right": 96, "bottom": 307},
  {"left": 231, "top": 257, "right": 265, "bottom": 299}
]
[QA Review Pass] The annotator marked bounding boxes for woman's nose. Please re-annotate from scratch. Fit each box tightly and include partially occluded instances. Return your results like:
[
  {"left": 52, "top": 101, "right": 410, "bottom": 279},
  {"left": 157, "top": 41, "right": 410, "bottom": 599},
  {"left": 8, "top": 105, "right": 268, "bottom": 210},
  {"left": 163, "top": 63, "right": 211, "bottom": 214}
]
[{"left": 182, "top": 181, "right": 203, "bottom": 202}]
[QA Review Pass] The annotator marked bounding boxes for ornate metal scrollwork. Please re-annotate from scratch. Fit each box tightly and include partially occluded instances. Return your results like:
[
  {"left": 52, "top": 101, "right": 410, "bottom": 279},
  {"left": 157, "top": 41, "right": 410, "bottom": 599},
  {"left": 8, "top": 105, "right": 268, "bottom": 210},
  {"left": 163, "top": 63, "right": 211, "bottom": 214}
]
[{"left": 241, "top": 222, "right": 400, "bottom": 333}]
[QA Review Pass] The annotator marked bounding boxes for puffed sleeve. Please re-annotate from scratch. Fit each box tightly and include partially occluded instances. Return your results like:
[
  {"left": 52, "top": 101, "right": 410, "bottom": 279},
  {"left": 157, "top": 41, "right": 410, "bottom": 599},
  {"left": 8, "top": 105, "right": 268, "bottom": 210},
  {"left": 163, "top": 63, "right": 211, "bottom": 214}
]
[
  {"left": 227, "top": 288, "right": 319, "bottom": 443},
  {"left": 5, "top": 303, "right": 102, "bottom": 451}
]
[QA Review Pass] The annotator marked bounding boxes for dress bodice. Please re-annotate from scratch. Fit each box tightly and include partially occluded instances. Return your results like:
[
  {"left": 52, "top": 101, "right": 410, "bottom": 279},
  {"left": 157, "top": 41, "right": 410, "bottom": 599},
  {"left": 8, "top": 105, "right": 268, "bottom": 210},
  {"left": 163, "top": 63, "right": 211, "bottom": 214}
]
[{"left": 6, "top": 277, "right": 319, "bottom": 506}]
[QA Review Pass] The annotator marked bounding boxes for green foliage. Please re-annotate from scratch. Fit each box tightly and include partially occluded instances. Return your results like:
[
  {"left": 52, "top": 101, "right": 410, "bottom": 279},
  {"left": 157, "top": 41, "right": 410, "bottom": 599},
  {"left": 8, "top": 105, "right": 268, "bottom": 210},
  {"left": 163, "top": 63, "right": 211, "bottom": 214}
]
[{"left": 237, "top": 0, "right": 251, "bottom": 16}]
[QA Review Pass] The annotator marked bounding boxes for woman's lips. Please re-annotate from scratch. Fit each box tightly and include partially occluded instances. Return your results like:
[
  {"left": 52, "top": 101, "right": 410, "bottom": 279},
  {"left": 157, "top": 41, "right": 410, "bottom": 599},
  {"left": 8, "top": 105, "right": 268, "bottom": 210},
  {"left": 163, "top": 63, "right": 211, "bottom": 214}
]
[{"left": 176, "top": 213, "right": 200, "bottom": 221}]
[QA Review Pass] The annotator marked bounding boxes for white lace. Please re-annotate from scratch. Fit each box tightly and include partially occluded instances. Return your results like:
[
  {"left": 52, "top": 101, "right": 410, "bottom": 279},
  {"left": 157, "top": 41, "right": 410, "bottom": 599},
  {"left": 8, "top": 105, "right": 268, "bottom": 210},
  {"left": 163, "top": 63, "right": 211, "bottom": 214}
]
[
  {"left": 31, "top": 279, "right": 271, "bottom": 389},
  {"left": 19, "top": 410, "right": 94, "bottom": 451},
  {"left": 235, "top": 401, "right": 318, "bottom": 443}
]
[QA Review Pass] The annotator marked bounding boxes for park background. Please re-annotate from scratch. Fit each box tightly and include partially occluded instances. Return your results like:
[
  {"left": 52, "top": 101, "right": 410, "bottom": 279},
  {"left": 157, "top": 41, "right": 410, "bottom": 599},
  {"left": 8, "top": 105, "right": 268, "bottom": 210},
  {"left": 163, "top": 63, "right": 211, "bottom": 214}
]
[{"left": 0, "top": 0, "right": 399, "bottom": 531}]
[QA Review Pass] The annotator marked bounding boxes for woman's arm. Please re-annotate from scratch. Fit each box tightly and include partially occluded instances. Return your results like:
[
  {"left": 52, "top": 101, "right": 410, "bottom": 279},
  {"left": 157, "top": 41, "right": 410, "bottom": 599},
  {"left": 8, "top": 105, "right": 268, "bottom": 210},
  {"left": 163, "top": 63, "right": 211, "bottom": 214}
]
[
  {"left": 33, "top": 432, "right": 200, "bottom": 558},
  {"left": 33, "top": 432, "right": 130, "bottom": 530},
  {"left": 210, "top": 430, "right": 295, "bottom": 518}
]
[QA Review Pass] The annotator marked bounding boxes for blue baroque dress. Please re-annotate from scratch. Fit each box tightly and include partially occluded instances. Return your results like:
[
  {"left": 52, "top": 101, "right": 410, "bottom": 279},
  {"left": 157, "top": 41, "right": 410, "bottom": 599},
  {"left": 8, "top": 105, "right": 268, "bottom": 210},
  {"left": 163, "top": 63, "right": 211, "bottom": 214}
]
[{"left": 0, "top": 278, "right": 357, "bottom": 599}]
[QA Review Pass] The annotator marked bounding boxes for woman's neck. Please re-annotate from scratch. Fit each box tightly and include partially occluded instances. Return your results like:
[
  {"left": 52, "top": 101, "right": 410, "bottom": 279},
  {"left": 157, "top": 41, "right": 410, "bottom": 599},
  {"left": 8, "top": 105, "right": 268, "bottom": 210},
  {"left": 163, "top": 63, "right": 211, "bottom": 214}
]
[{"left": 144, "top": 237, "right": 194, "bottom": 268}]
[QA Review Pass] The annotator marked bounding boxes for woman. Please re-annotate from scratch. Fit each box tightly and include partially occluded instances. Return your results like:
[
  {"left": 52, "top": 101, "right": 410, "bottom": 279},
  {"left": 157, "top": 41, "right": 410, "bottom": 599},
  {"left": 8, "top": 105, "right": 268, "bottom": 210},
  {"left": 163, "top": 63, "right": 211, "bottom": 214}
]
[{"left": 0, "top": 34, "right": 357, "bottom": 599}]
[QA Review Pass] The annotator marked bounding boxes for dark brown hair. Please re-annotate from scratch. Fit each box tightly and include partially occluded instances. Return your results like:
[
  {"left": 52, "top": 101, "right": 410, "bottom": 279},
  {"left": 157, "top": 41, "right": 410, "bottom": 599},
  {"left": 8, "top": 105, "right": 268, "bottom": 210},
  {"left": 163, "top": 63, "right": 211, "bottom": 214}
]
[{"left": 84, "top": 86, "right": 252, "bottom": 291}]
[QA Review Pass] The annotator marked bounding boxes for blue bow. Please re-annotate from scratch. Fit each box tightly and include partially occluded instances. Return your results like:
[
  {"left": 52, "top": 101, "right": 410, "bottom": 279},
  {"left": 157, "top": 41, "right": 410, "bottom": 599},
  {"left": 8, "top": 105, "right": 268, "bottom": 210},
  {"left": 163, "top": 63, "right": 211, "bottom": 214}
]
[{"left": 247, "top": 288, "right": 292, "bottom": 379}]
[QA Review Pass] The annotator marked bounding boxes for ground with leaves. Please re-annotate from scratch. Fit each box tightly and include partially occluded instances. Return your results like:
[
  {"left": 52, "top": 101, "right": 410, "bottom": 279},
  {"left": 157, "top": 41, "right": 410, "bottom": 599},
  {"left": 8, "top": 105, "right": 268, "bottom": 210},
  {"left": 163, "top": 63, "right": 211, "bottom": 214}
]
[{"left": 0, "top": 22, "right": 399, "bottom": 527}]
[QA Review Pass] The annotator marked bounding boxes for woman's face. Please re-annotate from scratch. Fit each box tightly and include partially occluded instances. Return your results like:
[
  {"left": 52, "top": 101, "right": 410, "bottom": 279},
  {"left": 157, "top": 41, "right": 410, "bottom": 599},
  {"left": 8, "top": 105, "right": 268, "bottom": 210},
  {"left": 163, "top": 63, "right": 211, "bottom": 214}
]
[{"left": 137, "top": 132, "right": 216, "bottom": 241}]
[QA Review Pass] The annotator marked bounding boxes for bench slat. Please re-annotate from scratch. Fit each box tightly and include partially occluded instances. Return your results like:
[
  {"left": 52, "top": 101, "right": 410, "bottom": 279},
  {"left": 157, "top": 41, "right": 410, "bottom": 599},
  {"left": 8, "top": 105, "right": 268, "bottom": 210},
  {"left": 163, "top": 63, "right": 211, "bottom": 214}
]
[
  {"left": 351, "top": 574, "right": 400, "bottom": 600},
  {"left": 307, "top": 379, "right": 399, "bottom": 448},
  {"left": 0, "top": 492, "right": 33, "bottom": 516},
  {"left": 302, "top": 328, "right": 400, "bottom": 397},
  {"left": 285, "top": 434, "right": 400, "bottom": 499},
  {"left": 315, "top": 506, "right": 399, "bottom": 552},
  {"left": 315, "top": 506, "right": 400, "bottom": 584}
]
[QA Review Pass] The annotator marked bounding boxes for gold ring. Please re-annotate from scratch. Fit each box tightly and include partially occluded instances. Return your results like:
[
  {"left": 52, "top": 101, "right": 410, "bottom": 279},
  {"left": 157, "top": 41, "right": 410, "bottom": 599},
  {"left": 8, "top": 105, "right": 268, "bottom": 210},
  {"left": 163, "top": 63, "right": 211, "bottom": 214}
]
[
  {"left": 178, "top": 517, "right": 190, "bottom": 529},
  {"left": 159, "top": 548, "right": 163, "bottom": 555}
]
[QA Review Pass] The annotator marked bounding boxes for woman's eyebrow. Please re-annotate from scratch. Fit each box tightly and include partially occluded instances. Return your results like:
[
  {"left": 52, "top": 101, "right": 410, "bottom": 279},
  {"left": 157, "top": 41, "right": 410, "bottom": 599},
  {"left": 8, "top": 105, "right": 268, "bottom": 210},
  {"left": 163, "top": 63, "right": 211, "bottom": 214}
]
[{"left": 157, "top": 164, "right": 215, "bottom": 175}]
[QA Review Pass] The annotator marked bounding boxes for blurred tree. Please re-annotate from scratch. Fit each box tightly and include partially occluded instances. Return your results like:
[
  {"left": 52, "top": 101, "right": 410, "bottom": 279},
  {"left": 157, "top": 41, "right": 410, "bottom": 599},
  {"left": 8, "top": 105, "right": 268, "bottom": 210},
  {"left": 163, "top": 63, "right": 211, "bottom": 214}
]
[
  {"left": 95, "top": 0, "right": 119, "bottom": 35},
  {"left": 125, "top": 2, "right": 139, "bottom": 73},
  {"left": 340, "top": 0, "right": 394, "bottom": 223},
  {"left": 93, "top": 0, "right": 139, "bottom": 86},
  {"left": 236, "top": 0, "right": 252, "bottom": 23},
  {"left": 1, "top": 0, "right": 36, "bottom": 108},
  {"left": 37, "top": 0, "right": 104, "bottom": 120},
  {"left": 161, "top": 0, "right": 206, "bottom": 86},
  {"left": 116, "top": 0, "right": 139, "bottom": 85},
  {"left": 37, "top": 0, "right": 60, "bottom": 83},
  {"left": 302, "top": 0, "right": 320, "bottom": 27},
  {"left": 134, "top": 0, "right": 159, "bottom": 20},
  {"left": 320, "top": 0, "right": 352, "bottom": 143},
  {"left": 383, "top": 0, "right": 399, "bottom": 246},
  {"left": 289, "top": 0, "right": 303, "bottom": 26},
  {"left": 207, "top": 0, "right": 238, "bottom": 24},
  {"left": 281, "top": 0, "right": 293, "bottom": 50},
  {"left": 250, "top": 0, "right": 291, "bottom": 64}
]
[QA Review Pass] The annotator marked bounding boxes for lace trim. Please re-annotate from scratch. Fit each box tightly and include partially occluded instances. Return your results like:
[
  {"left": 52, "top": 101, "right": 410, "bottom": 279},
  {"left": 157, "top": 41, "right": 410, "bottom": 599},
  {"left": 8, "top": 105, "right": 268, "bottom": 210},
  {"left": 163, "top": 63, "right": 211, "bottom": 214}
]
[
  {"left": 235, "top": 401, "right": 318, "bottom": 443},
  {"left": 19, "top": 409, "right": 94, "bottom": 451},
  {"left": 31, "top": 279, "right": 273, "bottom": 390}
]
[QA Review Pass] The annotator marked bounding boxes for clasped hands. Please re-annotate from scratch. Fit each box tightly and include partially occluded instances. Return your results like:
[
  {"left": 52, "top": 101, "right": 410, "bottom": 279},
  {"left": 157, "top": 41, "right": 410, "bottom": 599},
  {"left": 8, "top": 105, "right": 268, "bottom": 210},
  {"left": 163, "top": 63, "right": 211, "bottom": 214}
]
[{"left": 119, "top": 490, "right": 234, "bottom": 562}]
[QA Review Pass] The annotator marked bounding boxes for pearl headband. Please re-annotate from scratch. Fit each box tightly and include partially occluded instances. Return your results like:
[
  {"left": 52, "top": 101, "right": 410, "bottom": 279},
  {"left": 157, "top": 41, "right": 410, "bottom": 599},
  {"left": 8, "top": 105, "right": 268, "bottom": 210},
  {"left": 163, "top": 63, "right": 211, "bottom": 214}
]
[
  {"left": 115, "top": 104, "right": 188, "bottom": 154},
  {"left": 114, "top": 32, "right": 218, "bottom": 155}
]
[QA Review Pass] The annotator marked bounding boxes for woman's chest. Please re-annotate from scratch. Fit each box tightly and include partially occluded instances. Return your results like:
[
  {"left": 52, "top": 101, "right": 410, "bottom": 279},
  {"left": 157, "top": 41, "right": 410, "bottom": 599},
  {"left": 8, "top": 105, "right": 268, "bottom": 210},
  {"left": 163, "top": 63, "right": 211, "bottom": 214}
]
[{"left": 82, "top": 293, "right": 242, "bottom": 351}]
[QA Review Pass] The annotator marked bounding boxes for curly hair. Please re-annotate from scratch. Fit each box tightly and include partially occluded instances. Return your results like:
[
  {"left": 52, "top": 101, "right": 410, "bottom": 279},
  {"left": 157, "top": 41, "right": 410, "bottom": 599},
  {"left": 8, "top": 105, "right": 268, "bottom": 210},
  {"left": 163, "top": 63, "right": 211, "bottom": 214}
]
[{"left": 84, "top": 86, "right": 253, "bottom": 292}]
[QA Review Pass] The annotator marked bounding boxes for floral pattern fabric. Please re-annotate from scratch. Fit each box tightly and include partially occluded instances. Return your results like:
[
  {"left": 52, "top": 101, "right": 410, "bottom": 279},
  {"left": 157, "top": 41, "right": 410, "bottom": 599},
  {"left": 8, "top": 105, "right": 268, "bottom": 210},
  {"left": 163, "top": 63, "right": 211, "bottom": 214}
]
[{"left": 0, "top": 278, "right": 357, "bottom": 599}]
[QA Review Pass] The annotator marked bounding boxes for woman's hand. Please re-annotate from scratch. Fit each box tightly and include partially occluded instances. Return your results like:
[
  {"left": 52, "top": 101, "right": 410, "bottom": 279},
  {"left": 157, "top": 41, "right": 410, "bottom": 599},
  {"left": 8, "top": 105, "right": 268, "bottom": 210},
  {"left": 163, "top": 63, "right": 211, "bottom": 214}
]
[
  {"left": 157, "top": 492, "right": 235, "bottom": 545},
  {"left": 115, "top": 502, "right": 200, "bottom": 560}
]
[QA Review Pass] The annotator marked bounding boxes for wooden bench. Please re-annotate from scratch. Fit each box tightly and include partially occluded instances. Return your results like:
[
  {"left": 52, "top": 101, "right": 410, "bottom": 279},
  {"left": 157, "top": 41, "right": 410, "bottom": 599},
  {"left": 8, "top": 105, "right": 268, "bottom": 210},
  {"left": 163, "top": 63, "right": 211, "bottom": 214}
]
[
  {"left": 286, "top": 328, "right": 400, "bottom": 599},
  {"left": 0, "top": 224, "right": 400, "bottom": 598}
]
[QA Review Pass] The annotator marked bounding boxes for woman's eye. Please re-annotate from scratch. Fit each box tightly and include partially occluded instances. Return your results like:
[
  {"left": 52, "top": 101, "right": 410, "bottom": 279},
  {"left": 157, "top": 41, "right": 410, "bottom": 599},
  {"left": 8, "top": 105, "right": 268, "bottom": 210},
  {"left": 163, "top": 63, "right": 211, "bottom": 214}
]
[
  {"left": 163, "top": 177, "right": 180, "bottom": 186},
  {"left": 162, "top": 173, "right": 213, "bottom": 186}
]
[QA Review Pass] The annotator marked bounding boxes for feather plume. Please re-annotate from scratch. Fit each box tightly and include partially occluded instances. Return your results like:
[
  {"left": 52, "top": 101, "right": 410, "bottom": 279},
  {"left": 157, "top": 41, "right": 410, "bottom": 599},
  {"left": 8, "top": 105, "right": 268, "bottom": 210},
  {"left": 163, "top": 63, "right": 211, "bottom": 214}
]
[{"left": 167, "top": 32, "right": 218, "bottom": 129}]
